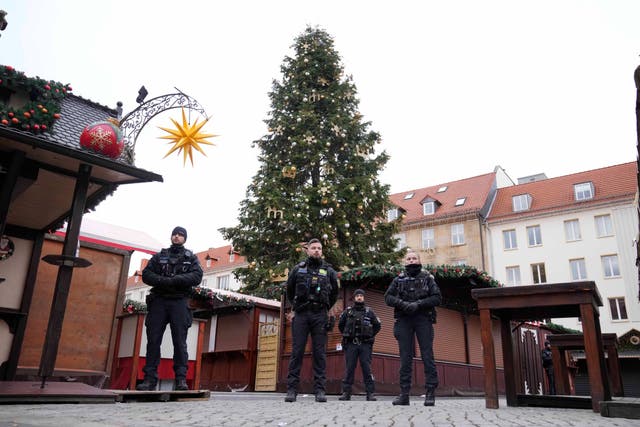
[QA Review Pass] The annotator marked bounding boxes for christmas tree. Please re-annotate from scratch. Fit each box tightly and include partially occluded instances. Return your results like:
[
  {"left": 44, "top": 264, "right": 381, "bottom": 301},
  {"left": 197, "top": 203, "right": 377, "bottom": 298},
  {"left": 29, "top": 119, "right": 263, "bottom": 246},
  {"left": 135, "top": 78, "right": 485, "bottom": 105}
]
[{"left": 220, "top": 26, "right": 403, "bottom": 298}]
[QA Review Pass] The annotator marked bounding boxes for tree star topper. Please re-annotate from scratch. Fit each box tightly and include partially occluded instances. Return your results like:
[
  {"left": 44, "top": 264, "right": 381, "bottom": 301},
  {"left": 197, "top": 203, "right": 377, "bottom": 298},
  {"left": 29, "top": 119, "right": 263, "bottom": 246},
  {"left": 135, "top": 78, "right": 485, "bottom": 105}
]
[{"left": 158, "top": 107, "right": 217, "bottom": 166}]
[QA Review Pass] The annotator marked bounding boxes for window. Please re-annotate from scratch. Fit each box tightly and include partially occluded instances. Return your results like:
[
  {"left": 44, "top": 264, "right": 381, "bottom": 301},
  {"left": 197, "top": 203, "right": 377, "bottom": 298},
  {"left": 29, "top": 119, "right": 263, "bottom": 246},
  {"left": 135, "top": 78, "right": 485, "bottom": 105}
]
[
  {"left": 531, "top": 263, "right": 547, "bottom": 284},
  {"left": 387, "top": 208, "right": 398, "bottom": 221},
  {"left": 423, "top": 201, "right": 435, "bottom": 215},
  {"left": 595, "top": 214, "right": 613, "bottom": 237},
  {"left": 217, "top": 275, "right": 230, "bottom": 290},
  {"left": 125, "top": 292, "right": 132, "bottom": 300},
  {"left": 206, "top": 258, "right": 212, "bottom": 268},
  {"left": 512, "top": 194, "right": 531, "bottom": 212},
  {"left": 564, "top": 219, "right": 582, "bottom": 242},
  {"left": 506, "top": 266, "right": 521, "bottom": 285},
  {"left": 601, "top": 255, "right": 620, "bottom": 278},
  {"left": 526, "top": 225, "right": 542, "bottom": 246},
  {"left": 570, "top": 258, "right": 587, "bottom": 280},
  {"left": 403, "top": 192, "right": 414, "bottom": 200},
  {"left": 453, "top": 259, "right": 466, "bottom": 266},
  {"left": 503, "top": 229, "right": 517, "bottom": 250},
  {"left": 229, "top": 252, "right": 235, "bottom": 262},
  {"left": 421, "top": 228, "right": 435, "bottom": 249},
  {"left": 394, "top": 233, "right": 406, "bottom": 249},
  {"left": 201, "top": 279, "right": 208, "bottom": 287},
  {"left": 437, "top": 186, "right": 447, "bottom": 193},
  {"left": 609, "top": 297, "right": 628, "bottom": 320},
  {"left": 574, "top": 182, "right": 594, "bottom": 201},
  {"left": 451, "top": 223, "right": 465, "bottom": 245},
  {"left": 455, "top": 197, "right": 466, "bottom": 206},
  {"left": 138, "top": 290, "right": 145, "bottom": 300}
]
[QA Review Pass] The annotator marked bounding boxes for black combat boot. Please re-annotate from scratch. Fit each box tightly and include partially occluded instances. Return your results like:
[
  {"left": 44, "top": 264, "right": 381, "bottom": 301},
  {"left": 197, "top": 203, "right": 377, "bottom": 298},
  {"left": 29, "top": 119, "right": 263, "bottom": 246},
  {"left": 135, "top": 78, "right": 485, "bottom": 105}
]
[
  {"left": 338, "top": 392, "right": 351, "bottom": 401},
  {"left": 135, "top": 379, "right": 157, "bottom": 391},
  {"left": 284, "top": 389, "right": 297, "bottom": 402},
  {"left": 315, "top": 390, "right": 327, "bottom": 402},
  {"left": 392, "top": 393, "right": 410, "bottom": 405},
  {"left": 424, "top": 388, "right": 435, "bottom": 406},
  {"left": 175, "top": 378, "right": 189, "bottom": 391},
  {"left": 366, "top": 392, "right": 377, "bottom": 401}
]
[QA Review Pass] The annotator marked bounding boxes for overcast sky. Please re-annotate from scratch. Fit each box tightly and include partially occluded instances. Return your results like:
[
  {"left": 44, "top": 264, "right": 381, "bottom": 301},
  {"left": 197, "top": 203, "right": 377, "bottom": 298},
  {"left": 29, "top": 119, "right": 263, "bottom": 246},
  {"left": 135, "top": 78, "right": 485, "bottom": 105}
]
[{"left": 3, "top": 1, "right": 640, "bottom": 272}]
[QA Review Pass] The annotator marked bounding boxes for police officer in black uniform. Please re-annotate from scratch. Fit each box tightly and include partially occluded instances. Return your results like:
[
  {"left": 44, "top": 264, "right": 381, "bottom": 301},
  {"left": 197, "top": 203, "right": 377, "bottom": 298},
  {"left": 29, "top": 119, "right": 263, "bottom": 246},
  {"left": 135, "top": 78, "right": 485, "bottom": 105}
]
[
  {"left": 338, "top": 288, "right": 381, "bottom": 401},
  {"left": 541, "top": 340, "right": 556, "bottom": 395},
  {"left": 385, "top": 251, "right": 441, "bottom": 406},
  {"left": 284, "top": 238, "right": 339, "bottom": 403},
  {"left": 136, "top": 226, "right": 203, "bottom": 391}
]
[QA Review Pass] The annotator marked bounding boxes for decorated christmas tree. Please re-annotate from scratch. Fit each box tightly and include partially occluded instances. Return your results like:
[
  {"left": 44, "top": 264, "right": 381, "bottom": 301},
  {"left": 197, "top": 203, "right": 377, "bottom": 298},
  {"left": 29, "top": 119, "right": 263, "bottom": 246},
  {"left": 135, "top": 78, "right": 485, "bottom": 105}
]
[{"left": 221, "top": 27, "right": 403, "bottom": 298}]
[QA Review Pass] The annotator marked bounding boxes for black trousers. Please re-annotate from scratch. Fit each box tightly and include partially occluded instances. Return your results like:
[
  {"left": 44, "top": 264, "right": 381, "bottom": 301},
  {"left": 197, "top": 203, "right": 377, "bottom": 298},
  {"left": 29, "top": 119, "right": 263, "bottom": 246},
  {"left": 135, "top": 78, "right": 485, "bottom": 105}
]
[
  {"left": 142, "top": 296, "right": 192, "bottom": 382},
  {"left": 544, "top": 366, "right": 556, "bottom": 395},
  {"left": 342, "top": 341, "right": 374, "bottom": 394},
  {"left": 287, "top": 308, "right": 328, "bottom": 393},
  {"left": 393, "top": 314, "right": 438, "bottom": 393}
]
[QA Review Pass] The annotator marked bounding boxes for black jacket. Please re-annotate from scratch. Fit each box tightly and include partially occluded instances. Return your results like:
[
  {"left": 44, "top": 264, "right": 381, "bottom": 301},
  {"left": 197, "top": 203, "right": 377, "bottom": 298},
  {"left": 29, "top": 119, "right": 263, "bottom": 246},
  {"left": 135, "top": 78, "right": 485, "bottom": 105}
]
[
  {"left": 286, "top": 257, "right": 339, "bottom": 311},
  {"left": 385, "top": 270, "right": 441, "bottom": 319},
  {"left": 142, "top": 244, "right": 203, "bottom": 298}
]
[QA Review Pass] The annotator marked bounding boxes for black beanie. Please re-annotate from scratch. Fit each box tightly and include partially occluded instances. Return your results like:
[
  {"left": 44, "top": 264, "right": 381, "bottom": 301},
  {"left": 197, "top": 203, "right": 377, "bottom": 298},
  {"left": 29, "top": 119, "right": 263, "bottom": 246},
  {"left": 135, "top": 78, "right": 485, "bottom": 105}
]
[
  {"left": 354, "top": 289, "right": 365, "bottom": 297},
  {"left": 172, "top": 226, "right": 187, "bottom": 241}
]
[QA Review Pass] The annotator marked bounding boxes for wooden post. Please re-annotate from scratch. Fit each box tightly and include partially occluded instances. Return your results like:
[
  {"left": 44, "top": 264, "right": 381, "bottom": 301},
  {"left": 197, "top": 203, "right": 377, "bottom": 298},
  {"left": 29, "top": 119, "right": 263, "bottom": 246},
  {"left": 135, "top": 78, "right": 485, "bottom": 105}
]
[
  {"left": 552, "top": 347, "right": 570, "bottom": 395},
  {"left": 479, "top": 308, "right": 499, "bottom": 409},
  {"left": 580, "top": 303, "right": 611, "bottom": 412},
  {"left": 129, "top": 314, "right": 145, "bottom": 389},
  {"left": 605, "top": 343, "right": 624, "bottom": 397},
  {"left": 193, "top": 320, "right": 205, "bottom": 390},
  {"left": 500, "top": 318, "right": 517, "bottom": 406}
]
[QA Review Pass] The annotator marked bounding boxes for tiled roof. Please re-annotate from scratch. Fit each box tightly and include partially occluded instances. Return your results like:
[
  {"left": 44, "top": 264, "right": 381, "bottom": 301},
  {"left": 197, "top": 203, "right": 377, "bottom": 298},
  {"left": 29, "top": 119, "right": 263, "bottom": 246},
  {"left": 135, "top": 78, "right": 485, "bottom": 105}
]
[
  {"left": 0, "top": 94, "right": 137, "bottom": 165},
  {"left": 389, "top": 172, "right": 497, "bottom": 225},
  {"left": 487, "top": 161, "right": 637, "bottom": 222},
  {"left": 196, "top": 245, "right": 247, "bottom": 272}
]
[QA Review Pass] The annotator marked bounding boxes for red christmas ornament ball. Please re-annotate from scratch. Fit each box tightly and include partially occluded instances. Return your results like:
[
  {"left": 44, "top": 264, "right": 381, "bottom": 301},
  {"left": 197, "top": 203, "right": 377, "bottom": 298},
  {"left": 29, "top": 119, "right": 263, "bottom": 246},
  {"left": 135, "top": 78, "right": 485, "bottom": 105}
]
[{"left": 79, "top": 121, "right": 124, "bottom": 159}]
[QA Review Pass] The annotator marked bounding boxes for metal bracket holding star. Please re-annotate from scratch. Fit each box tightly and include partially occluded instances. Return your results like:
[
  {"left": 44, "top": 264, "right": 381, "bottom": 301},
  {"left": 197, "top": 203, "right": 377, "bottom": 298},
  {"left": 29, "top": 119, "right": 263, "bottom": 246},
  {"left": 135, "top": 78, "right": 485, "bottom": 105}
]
[{"left": 158, "top": 107, "right": 217, "bottom": 166}]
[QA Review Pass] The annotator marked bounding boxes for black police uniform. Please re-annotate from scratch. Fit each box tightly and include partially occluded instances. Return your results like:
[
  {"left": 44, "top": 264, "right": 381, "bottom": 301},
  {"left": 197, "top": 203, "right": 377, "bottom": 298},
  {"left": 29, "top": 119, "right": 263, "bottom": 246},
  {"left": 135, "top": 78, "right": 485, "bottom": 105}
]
[
  {"left": 384, "top": 266, "right": 441, "bottom": 402},
  {"left": 338, "top": 301, "right": 381, "bottom": 398},
  {"left": 541, "top": 345, "right": 556, "bottom": 395},
  {"left": 285, "top": 257, "right": 339, "bottom": 399},
  {"left": 139, "top": 243, "right": 203, "bottom": 388}
]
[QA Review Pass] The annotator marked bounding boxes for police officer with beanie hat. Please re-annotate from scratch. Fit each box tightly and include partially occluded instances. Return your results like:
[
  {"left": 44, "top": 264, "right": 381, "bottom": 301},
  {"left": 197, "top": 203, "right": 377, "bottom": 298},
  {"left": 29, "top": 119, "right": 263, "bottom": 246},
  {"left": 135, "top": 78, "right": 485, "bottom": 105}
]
[
  {"left": 136, "top": 226, "right": 203, "bottom": 391},
  {"left": 338, "top": 288, "right": 381, "bottom": 401},
  {"left": 284, "top": 238, "right": 339, "bottom": 403},
  {"left": 385, "top": 251, "right": 441, "bottom": 406}
]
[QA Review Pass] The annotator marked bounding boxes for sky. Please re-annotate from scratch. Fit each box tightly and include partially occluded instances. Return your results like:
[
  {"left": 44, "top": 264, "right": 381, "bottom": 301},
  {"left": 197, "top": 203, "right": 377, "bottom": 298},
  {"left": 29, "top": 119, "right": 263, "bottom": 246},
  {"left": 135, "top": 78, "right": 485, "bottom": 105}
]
[{"left": 2, "top": 1, "right": 640, "bottom": 273}]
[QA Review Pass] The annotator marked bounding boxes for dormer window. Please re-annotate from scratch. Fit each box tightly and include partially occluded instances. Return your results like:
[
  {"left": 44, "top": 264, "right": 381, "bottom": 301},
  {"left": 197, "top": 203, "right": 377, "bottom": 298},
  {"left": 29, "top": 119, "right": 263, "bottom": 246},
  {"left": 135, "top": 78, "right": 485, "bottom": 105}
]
[
  {"left": 512, "top": 194, "right": 531, "bottom": 212},
  {"left": 423, "top": 201, "right": 435, "bottom": 215},
  {"left": 403, "top": 192, "right": 414, "bottom": 200},
  {"left": 455, "top": 197, "right": 466, "bottom": 207},
  {"left": 229, "top": 252, "right": 235, "bottom": 262},
  {"left": 574, "top": 182, "right": 594, "bottom": 201},
  {"left": 437, "top": 186, "right": 448, "bottom": 193},
  {"left": 206, "top": 258, "right": 212, "bottom": 268},
  {"left": 387, "top": 208, "right": 399, "bottom": 221}
]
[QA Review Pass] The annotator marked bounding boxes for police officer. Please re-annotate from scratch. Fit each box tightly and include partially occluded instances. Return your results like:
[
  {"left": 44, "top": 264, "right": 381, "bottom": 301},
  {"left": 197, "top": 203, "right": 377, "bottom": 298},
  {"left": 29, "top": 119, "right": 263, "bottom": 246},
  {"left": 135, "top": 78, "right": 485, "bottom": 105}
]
[
  {"left": 541, "top": 340, "right": 556, "bottom": 395},
  {"left": 136, "top": 226, "right": 203, "bottom": 391},
  {"left": 384, "top": 251, "right": 441, "bottom": 406},
  {"left": 338, "top": 289, "right": 381, "bottom": 401},
  {"left": 284, "top": 238, "right": 339, "bottom": 403}
]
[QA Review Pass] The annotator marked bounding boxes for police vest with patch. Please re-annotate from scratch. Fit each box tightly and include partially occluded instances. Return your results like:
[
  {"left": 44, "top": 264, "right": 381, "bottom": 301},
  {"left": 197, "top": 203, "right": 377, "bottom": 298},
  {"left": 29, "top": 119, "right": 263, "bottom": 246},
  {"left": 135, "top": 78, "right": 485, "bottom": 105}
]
[
  {"left": 397, "top": 272, "right": 438, "bottom": 322},
  {"left": 158, "top": 248, "right": 194, "bottom": 277},
  {"left": 293, "top": 261, "right": 331, "bottom": 309},
  {"left": 342, "top": 306, "right": 374, "bottom": 340}
]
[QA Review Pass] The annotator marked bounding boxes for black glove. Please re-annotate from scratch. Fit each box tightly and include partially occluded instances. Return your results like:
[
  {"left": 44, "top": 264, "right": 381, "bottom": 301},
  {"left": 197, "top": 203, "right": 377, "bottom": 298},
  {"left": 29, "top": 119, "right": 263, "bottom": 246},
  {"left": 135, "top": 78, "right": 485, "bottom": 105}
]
[
  {"left": 398, "top": 301, "right": 410, "bottom": 311},
  {"left": 405, "top": 302, "right": 419, "bottom": 314},
  {"left": 324, "top": 315, "right": 336, "bottom": 332}
]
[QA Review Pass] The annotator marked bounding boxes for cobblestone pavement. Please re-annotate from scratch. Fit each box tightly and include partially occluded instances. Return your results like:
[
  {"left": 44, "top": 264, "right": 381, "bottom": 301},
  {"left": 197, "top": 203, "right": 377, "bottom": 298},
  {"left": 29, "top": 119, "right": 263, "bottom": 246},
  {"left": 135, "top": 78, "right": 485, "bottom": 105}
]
[{"left": 0, "top": 393, "right": 637, "bottom": 427}]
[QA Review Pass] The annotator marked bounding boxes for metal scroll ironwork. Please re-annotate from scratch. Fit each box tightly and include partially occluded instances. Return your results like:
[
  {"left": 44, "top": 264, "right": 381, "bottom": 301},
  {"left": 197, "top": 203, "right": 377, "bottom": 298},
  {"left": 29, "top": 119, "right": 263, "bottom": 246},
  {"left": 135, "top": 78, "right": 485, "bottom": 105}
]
[{"left": 119, "top": 89, "right": 208, "bottom": 164}]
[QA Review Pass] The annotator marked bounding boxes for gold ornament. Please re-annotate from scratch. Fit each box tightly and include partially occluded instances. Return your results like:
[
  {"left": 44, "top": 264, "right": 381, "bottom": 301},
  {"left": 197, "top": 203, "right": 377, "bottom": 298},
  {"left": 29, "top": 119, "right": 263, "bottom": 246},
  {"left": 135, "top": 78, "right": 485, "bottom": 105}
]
[
  {"left": 318, "top": 77, "right": 329, "bottom": 86},
  {"left": 266, "top": 206, "right": 284, "bottom": 219},
  {"left": 158, "top": 108, "right": 217, "bottom": 166},
  {"left": 282, "top": 165, "right": 297, "bottom": 178}
]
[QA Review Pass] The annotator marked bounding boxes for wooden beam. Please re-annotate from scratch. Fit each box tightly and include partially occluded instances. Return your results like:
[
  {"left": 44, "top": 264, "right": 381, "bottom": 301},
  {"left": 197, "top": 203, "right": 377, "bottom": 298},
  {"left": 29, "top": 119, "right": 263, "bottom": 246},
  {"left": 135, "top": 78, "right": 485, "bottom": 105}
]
[{"left": 479, "top": 308, "right": 498, "bottom": 408}]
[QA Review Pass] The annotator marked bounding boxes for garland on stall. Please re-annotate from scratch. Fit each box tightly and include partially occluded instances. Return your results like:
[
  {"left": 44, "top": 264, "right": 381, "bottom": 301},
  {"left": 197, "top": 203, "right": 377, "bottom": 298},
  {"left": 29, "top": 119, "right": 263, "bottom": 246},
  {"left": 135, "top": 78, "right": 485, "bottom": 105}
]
[
  {"left": 0, "top": 64, "right": 72, "bottom": 133},
  {"left": 123, "top": 299, "right": 147, "bottom": 314},
  {"left": 191, "top": 286, "right": 255, "bottom": 311}
]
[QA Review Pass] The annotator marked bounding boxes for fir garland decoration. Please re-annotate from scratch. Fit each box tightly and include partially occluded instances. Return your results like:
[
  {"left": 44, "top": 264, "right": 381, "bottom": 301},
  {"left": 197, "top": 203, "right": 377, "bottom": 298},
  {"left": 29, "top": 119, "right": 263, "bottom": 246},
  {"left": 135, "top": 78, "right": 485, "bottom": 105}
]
[{"left": 0, "top": 64, "right": 72, "bottom": 133}]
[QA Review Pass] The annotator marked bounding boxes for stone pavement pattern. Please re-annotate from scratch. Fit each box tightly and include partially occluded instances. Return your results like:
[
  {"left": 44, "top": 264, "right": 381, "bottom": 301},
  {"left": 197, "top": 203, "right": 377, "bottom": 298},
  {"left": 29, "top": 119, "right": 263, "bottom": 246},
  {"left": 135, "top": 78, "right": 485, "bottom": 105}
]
[{"left": 0, "top": 393, "right": 637, "bottom": 427}]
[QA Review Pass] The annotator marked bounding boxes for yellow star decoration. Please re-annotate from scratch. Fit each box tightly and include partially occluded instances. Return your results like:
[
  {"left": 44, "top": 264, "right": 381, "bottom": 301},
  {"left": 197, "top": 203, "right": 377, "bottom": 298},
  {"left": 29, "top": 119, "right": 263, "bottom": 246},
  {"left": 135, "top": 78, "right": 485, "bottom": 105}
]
[{"left": 158, "top": 108, "right": 217, "bottom": 166}]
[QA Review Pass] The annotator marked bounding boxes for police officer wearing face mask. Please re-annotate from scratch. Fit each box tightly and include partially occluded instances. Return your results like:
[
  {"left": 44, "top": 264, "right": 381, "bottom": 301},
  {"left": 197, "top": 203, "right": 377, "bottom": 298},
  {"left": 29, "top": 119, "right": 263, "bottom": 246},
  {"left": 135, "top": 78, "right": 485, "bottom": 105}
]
[
  {"left": 385, "top": 251, "right": 441, "bottom": 406},
  {"left": 284, "top": 238, "right": 339, "bottom": 403},
  {"left": 338, "top": 289, "right": 381, "bottom": 401},
  {"left": 136, "top": 226, "right": 203, "bottom": 392}
]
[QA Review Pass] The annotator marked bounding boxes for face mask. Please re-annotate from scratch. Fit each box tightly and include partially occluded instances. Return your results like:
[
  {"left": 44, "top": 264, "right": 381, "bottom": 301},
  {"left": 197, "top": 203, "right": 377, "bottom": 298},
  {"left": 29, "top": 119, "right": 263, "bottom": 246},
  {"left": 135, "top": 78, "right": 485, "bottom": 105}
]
[{"left": 405, "top": 263, "right": 422, "bottom": 277}]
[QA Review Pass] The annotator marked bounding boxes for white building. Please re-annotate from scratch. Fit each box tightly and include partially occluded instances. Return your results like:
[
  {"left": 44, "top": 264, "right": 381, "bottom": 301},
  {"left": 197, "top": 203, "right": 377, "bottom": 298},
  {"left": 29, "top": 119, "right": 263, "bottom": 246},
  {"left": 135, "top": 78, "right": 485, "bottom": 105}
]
[{"left": 484, "top": 161, "right": 639, "bottom": 337}]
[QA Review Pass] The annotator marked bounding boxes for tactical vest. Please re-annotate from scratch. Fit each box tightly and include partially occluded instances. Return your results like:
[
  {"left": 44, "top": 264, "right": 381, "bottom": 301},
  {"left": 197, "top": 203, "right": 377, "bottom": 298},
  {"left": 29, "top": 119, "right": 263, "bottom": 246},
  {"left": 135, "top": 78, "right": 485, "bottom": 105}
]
[
  {"left": 343, "top": 306, "right": 374, "bottom": 340},
  {"left": 397, "top": 273, "right": 430, "bottom": 302},
  {"left": 158, "top": 248, "right": 194, "bottom": 277},
  {"left": 293, "top": 262, "right": 331, "bottom": 309}
]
